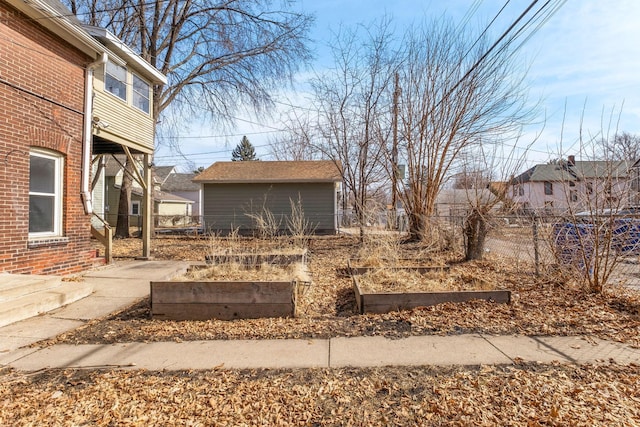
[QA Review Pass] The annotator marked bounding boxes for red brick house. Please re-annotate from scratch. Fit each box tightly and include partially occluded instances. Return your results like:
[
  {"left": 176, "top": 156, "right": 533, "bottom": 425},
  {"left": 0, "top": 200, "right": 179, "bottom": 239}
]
[{"left": 0, "top": 0, "right": 165, "bottom": 274}]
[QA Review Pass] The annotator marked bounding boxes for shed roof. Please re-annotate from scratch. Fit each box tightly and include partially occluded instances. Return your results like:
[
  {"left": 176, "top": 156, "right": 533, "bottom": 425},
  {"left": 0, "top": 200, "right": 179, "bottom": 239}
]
[{"left": 193, "top": 161, "right": 343, "bottom": 183}]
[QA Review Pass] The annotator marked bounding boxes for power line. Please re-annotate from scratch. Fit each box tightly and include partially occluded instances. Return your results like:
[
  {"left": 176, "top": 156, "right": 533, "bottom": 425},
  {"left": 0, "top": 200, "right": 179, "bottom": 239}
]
[{"left": 159, "top": 129, "right": 281, "bottom": 140}]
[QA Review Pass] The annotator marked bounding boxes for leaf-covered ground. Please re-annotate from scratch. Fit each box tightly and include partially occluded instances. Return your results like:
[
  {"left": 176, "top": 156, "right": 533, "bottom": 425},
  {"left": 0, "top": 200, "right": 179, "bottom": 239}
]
[
  {"left": 43, "top": 235, "right": 640, "bottom": 346},
  {"left": 2, "top": 363, "right": 639, "bottom": 426},
  {"left": 5, "top": 235, "right": 640, "bottom": 425}
]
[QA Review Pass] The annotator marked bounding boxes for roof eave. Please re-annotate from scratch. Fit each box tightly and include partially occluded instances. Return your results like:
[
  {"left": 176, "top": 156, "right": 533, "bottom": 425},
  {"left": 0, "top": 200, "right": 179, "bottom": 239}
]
[
  {"left": 83, "top": 26, "right": 167, "bottom": 84},
  {"left": 8, "top": 0, "right": 106, "bottom": 58}
]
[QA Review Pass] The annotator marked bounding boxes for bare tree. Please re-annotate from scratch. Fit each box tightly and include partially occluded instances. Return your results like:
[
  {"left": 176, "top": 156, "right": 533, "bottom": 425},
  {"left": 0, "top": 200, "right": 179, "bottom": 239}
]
[
  {"left": 269, "top": 109, "right": 321, "bottom": 161},
  {"left": 548, "top": 131, "right": 638, "bottom": 293},
  {"left": 65, "top": 0, "right": 313, "bottom": 124},
  {"left": 459, "top": 138, "right": 533, "bottom": 260},
  {"left": 65, "top": 0, "right": 313, "bottom": 236},
  {"left": 602, "top": 132, "right": 640, "bottom": 162},
  {"left": 311, "top": 20, "right": 396, "bottom": 240},
  {"left": 396, "top": 19, "right": 535, "bottom": 240}
]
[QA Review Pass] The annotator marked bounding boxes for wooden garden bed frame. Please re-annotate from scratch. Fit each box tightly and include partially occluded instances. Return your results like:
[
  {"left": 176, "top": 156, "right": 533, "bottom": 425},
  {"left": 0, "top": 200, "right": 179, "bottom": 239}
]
[
  {"left": 151, "top": 279, "right": 299, "bottom": 320},
  {"left": 347, "top": 258, "right": 449, "bottom": 275},
  {"left": 352, "top": 275, "right": 511, "bottom": 314}
]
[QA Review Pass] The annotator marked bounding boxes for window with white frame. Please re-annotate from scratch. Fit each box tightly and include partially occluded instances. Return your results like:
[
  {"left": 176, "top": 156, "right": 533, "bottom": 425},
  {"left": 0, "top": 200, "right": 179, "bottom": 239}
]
[
  {"left": 544, "top": 181, "right": 553, "bottom": 195},
  {"left": 29, "top": 149, "right": 63, "bottom": 236},
  {"left": 130, "top": 200, "right": 141, "bottom": 216},
  {"left": 105, "top": 60, "right": 127, "bottom": 101},
  {"left": 132, "top": 74, "right": 150, "bottom": 114}
]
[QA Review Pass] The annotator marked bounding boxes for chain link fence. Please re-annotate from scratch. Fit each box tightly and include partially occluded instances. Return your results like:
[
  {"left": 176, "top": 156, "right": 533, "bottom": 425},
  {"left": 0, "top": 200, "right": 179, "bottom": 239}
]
[{"left": 113, "top": 210, "right": 639, "bottom": 289}]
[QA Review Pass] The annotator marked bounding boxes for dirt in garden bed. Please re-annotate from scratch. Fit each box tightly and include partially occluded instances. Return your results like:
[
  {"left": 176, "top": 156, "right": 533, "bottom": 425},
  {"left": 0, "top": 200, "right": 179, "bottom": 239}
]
[
  {"left": 355, "top": 267, "right": 496, "bottom": 293},
  {"left": 182, "top": 262, "right": 310, "bottom": 283},
  {"left": 41, "top": 234, "right": 640, "bottom": 346}
]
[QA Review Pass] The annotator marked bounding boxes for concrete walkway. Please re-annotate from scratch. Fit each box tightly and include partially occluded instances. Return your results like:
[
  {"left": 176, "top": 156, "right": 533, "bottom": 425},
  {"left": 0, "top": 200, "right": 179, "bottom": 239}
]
[
  {"left": 0, "top": 260, "right": 188, "bottom": 355},
  {"left": 3, "top": 334, "right": 640, "bottom": 371},
  {"left": 1, "top": 260, "right": 640, "bottom": 371}
]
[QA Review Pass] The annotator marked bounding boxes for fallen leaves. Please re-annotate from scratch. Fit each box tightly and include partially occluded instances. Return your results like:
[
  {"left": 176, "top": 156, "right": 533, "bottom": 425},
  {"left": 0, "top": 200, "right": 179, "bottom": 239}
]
[
  {"left": 2, "top": 364, "right": 640, "bottom": 426},
  {"left": 40, "top": 235, "right": 637, "bottom": 347}
]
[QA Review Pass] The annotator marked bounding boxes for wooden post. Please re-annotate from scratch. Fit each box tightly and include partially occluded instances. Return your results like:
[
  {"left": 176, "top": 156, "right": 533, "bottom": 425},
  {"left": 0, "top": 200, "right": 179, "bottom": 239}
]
[
  {"left": 533, "top": 216, "right": 540, "bottom": 276},
  {"left": 391, "top": 72, "right": 400, "bottom": 229},
  {"left": 141, "top": 153, "right": 152, "bottom": 259}
]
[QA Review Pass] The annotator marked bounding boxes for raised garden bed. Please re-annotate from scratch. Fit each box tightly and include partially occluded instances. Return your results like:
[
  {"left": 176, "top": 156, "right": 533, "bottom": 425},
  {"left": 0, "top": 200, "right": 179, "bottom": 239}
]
[
  {"left": 352, "top": 269, "right": 510, "bottom": 314},
  {"left": 205, "top": 249, "right": 307, "bottom": 266},
  {"left": 348, "top": 258, "right": 449, "bottom": 275},
  {"left": 151, "top": 263, "right": 309, "bottom": 320}
]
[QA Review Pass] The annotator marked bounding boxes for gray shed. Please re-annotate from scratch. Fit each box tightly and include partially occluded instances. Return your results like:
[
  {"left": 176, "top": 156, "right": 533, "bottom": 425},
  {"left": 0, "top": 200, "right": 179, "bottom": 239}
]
[{"left": 193, "top": 161, "right": 343, "bottom": 234}]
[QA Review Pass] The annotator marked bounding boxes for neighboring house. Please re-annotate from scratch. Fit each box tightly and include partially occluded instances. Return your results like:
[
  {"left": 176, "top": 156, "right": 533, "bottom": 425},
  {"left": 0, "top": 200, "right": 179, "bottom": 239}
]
[
  {"left": 161, "top": 172, "right": 202, "bottom": 220},
  {"left": 435, "top": 188, "right": 503, "bottom": 218},
  {"left": 100, "top": 157, "right": 194, "bottom": 227},
  {"left": 632, "top": 159, "right": 640, "bottom": 206},
  {"left": 0, "top": 0, "right": 165, "bottom": 274},
  {"left": 194, "top": 161, "right": 343, "bottom": 234},
  {"left": 509, "top": 156, "right": 635, "bottom": 214}
]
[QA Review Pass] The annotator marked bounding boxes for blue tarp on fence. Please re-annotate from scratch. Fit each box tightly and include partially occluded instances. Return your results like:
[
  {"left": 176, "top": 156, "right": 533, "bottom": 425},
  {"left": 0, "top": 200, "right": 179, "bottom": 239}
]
[{"left": 553, "top": 219, "right": 640, "bottom": 271}]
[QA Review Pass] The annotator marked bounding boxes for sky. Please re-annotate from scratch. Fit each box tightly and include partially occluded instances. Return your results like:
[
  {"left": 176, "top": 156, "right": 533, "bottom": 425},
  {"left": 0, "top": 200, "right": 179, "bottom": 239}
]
[{"left": 153, "top": 0, "right": 640, "bottom": 173}]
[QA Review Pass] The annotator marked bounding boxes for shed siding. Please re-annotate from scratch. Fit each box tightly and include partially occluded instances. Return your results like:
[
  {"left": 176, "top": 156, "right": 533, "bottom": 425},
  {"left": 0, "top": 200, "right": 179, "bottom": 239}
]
[{"left": 203, "top": 183, "right": 336, "bottom": 234}]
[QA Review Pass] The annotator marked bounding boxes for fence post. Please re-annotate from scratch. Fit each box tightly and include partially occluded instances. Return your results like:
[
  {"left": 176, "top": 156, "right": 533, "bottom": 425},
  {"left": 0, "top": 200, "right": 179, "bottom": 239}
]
[{"left": 533, "top": 215, "right": 540, "bottom": 277}]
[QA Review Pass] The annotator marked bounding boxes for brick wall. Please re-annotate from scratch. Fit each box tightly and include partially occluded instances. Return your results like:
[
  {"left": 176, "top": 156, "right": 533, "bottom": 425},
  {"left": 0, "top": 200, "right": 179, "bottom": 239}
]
[{"left": 0, "top": 2, "right": 96, "bottom": 275}]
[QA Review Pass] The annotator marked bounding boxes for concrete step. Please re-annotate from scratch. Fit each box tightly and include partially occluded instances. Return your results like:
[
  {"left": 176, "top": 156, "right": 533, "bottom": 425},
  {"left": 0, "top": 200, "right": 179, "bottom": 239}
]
[
  {"left": 91, "top": 257, "right": 107, "bottom": 268},
  {"left": 0, "top": 276, "right": 93, "bottom": 328},
  {"left": 0, "top": 273, "right": 62, "bottom": 303}
]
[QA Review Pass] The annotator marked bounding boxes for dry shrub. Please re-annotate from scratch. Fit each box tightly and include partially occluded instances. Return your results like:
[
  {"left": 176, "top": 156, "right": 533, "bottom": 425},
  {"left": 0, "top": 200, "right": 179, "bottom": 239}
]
[
  {"left": 245, "top": 206, "right": 281, "bottom": 240},
  {"left": 356, "top": 233, "right": 402, "bottom": 266},
  {"left": 205, "top": 229, "right": 304, "bottom": 265},
  {"left": 286, "top": 196, "right": 317, "bottom": 249},
  {"left": 418, "top": 217, "right": 460, "bottom": 255}
]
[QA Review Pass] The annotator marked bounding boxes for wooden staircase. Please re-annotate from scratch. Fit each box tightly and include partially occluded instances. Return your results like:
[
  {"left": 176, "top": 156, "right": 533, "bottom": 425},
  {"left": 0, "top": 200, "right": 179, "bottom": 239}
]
[{"left": 91, "top": 213, "right": 113, "bottom": 264}]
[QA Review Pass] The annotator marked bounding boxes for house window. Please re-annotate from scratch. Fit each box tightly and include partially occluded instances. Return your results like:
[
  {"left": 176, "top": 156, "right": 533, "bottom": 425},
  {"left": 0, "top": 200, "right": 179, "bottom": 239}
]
[
  {"left": 131, "top": 200, "right": 141, "bottom": 216},
  {"left": 586, "top": 182, "right": 593, "bottom": 195},
  {"left": 512, "top": 184, "right": 524, "bottom": 197},
  {"left": 544, "top": 181, "right": 553, "bottom": 195},
  {"left": 132, "top": 74, "right": 150, "bottom": 114},
  {"left": 29, "top": 149, "right": 63, "bottom": 236},
  {"left": 544, "top": 200, "right": 553, "bottom": 213},
  {"left": 105, "top": 61, "right": 127, "bottom": 101},
  {"left": 570, "top": 190, "right": 578, "bottom": 202}
]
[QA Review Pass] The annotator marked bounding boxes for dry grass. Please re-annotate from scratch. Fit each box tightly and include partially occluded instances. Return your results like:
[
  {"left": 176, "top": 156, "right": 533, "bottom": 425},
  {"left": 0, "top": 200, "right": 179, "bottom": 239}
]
[
  {"left": 183, "top": 262, "right": 310, "bottom": 283},
  {"left": 356, "top": 268, "right": 495, "bottom": 293}
]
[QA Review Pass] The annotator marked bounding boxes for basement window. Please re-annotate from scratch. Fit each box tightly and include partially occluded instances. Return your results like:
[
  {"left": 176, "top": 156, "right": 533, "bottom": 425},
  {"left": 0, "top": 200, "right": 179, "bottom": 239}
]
[{"left": 29, "top": 149, "right": 63, "bottom": 237}]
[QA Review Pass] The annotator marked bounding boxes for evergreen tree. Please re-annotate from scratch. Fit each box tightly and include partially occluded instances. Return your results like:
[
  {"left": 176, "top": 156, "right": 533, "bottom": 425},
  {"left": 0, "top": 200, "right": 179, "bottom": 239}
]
[{"left": 231, "top": 136, "right": 259, "bottom": 161}]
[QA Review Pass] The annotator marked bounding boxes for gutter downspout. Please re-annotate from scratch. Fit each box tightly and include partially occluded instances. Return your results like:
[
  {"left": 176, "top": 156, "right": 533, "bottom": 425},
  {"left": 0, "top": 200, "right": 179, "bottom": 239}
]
[{"left": 81, "top": 52, "right": 108, "bottom": 214}]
